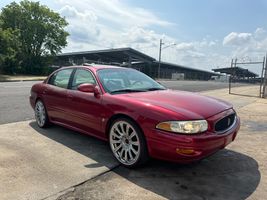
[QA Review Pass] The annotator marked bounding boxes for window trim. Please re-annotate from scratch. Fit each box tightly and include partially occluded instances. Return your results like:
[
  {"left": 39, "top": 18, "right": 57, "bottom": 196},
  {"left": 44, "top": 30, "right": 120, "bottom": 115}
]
[
  {"left": 47, "top": 68, "right": 74, "bottom": 89},
  {"left": 70, "top": 68, "right": 98, "bottom": 90},
  {"left": 47, "top": 67, "right": 102, "bottom": 94}
]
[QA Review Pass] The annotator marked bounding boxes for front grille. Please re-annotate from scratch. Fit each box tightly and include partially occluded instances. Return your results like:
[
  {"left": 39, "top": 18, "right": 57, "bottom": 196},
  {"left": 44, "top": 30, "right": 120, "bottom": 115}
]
[{"left": 215, "top": 113, "right": 236, "bottom": 132}]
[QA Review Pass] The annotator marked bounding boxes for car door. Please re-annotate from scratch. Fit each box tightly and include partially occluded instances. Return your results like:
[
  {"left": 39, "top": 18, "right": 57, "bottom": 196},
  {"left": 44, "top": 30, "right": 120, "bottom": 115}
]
[
  {"left": 66, "top": 68, "right": 105, "bottom": 138},
  {"left": 43, "top": 68, "right": 73, "bottom": 124}
]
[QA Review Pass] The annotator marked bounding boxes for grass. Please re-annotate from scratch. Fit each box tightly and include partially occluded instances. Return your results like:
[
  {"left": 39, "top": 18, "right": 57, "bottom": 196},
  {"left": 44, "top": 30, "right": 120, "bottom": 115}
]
[{"left": 0, "top": 74, "right": 47, "bottom": 82}]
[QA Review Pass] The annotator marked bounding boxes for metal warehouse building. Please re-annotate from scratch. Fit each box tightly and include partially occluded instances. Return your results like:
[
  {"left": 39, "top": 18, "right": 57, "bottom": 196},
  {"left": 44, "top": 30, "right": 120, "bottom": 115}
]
[{"left": 54, "top": 47, "right": 217, "bottom": 80}]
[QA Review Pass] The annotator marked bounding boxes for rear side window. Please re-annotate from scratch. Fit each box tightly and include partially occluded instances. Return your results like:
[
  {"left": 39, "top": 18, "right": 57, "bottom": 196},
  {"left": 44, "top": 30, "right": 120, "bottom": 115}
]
[
  {"left": 48, "top": 69, "right": 73, "bottom": 89},
  {"left": 71, "top": 69, "right": 96, "bottom": 90}
]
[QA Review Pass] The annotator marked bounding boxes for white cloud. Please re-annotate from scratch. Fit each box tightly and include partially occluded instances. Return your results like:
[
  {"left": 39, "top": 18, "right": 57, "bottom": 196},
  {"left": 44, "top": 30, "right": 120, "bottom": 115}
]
[
  {"left": 55, "top": 1, "right": 267, "bottom": 71},
  {"left": 57, "top": 1, "right": 175, "bottom": 55},
  {"left": 187, "top": 51, "right": 206, "bottom": 58},
  {"left": 255, "top": 27, "right": 265, "bottom": 35},
  {"left": 52, "top": 0, "right": 228, "bottom": 71},
  {"left": 56, "top": 0, "right": 173, "bottom": 28},
  {"left": 120, "top": 27, "right": 159, "bottom": 45},
  {"left": 221, "top": 28, "right": 267, "bottom": 61},
  {"left": 59, "top": 5, "right": 77, "bottom": 18},
  {"left": 208, "top": 41, "right": 216, "bottom": 46},
  {"left": 223, "top": 32, "right": 252, "bottom": 46},
  {"left": 254, "top": 27, "right": 266, "bottom": 39},
  {"left": 59, "top": 5, "right": 97, "bottom": 21},
  {"left": 176, "top": 42, "right": 195, "bottom": 51}
]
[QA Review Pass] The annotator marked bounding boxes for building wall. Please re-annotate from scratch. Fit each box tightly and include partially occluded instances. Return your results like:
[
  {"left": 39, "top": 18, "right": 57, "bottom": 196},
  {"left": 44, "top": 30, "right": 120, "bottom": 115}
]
[{"left": 132, "top": 62, "right": 213, "bottom": 80}]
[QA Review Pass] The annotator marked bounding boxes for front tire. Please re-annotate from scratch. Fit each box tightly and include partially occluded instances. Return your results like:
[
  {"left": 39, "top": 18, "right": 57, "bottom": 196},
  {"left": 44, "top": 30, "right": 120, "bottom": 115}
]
[
  {"left": 109, "top": 118, "right": 148, "bottom": 168},
  {"left": 35, "top": 100, "right": 49, "bottom": 128}
]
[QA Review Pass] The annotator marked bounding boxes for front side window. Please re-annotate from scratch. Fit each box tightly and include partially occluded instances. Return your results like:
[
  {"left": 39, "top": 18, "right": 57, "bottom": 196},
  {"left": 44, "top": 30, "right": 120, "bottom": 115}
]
[
  {"left": 97, "top": 68, "right": 165, "bottom": 94},
  {"left": 71, "top": 69, "right": 96, "bottom": 90},
  {"left": 48, "top": 68, "right": 73, "bottom": 89}
]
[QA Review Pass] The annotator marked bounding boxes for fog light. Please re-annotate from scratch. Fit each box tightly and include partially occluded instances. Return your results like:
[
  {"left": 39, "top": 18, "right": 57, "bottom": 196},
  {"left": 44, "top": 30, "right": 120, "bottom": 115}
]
[{"left": 176, "top": 148, "right": 195, "bottom": 155}]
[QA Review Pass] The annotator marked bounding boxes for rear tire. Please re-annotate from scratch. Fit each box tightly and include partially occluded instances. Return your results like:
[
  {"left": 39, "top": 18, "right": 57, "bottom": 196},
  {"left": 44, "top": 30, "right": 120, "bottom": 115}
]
[
  {"left": 109, "top": 118, "right": 148, "bottom": 168},
  {"left": 35, "top": 100, "right": 49, "bottom": 128}
]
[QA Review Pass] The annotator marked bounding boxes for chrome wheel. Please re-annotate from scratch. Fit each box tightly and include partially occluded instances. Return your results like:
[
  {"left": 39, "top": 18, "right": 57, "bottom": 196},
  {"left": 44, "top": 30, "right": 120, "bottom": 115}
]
[
  {"left": 35, "top": 100, "right": 46, "bottom": 127},
  {"left": 109, "top": 120, "right": 141, "bottom": 166}
]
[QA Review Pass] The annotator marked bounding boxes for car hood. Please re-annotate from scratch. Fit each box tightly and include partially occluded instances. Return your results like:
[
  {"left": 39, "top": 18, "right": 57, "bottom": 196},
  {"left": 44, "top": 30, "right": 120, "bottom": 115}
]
[{"left": 120, "top": 89, "right": 232, "bottom": 119}]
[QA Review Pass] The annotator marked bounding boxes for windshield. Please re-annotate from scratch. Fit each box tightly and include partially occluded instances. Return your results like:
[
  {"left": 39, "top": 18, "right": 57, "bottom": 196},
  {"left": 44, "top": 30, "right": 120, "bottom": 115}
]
[{"left": 97, "top": 68, "right": 166, "bottom": 94}]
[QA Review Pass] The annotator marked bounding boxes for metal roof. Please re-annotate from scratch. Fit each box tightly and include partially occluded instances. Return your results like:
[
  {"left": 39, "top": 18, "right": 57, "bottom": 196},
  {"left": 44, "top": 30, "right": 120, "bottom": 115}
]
[
  {"left": 57, "top": 47, "right": 156, "bottom": 63},
  {"left": 156, "top": 61, "right": 219, "bottom": 75},
  {"left": 56, "top": 47, "right": 218, "bottom": 76},
  {"left": 212, "top": 67, "right": 258, "bottom": 77}
]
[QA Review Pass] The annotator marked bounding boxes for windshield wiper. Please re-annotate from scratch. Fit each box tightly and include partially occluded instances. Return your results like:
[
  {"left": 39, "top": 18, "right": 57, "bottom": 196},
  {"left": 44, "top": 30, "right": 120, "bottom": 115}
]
[
  {"left": 110, "top": 89, "right": 146, "bottom": 94},
  {"left": 146, "top": 87, "right": 166, "bottom": 91}
]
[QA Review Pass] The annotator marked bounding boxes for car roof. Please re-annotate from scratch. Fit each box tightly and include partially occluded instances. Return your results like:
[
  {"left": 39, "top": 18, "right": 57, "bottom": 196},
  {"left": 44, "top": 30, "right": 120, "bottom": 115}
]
[
  {"left": 59, "top": 64, "right": 131, "bottom": 73},
  {"left": 85, "top": 64, "right": 122, "bottom": 69}
]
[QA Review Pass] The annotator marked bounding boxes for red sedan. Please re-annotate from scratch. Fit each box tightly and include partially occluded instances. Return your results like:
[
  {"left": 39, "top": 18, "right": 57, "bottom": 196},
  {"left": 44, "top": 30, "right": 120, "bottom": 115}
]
[{"left": 30, "top": 65, "right": 240, "bottom": 167}]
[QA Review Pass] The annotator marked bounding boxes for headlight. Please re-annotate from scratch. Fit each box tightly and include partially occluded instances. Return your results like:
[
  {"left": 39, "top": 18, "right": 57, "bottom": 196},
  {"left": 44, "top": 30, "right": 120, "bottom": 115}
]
[{"left": 156, "top": 120, "right": 208, "bottom": 134}]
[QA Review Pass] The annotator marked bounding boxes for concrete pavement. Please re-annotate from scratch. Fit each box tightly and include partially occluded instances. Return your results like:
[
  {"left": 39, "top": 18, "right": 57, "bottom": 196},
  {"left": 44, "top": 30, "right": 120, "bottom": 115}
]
[
  {"left": 0, "top": 121, "right": 118, "bottom": 200},
  {"left": 159, "top": 80, "right": 248, "bottom": 93},
  {"left": 0, "top": 85, "right": 266, "bottom": 200},
  {"left": 0, "top": 81, "right": 41, "bottom": 124}
]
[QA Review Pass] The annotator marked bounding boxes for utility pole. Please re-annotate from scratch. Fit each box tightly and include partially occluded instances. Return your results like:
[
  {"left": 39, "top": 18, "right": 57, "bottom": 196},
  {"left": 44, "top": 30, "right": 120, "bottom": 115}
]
[
  {"left": 158, "top": 39, "right": 176, "bottom": 79},
  {"left": 262, "top": 53, "right": 267, "bottom": 98},
  {"left": 158, "top": 39, "right": 163, "bottom": 79},
  {"left": 229, "top": 59, "right": 233, "bottom": 94}
]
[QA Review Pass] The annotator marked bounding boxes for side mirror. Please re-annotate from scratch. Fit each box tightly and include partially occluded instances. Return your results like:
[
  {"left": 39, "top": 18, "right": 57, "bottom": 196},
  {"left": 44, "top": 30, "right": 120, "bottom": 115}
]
[
  {"left": 78, "top": 83, "right": 95, "bottom": 93},
  {"left": 77, "top": 83, "right": 101, "bottom": 98}
]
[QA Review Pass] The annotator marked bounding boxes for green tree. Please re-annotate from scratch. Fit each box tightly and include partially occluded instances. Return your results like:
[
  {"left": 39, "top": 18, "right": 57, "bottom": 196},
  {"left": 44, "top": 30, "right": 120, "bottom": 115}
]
[
  {"left": 0, "top": 27, "right": 21, "bottom": 74},
  {"left": 0, "top": 0, "right": 69, "bottom": 74}
]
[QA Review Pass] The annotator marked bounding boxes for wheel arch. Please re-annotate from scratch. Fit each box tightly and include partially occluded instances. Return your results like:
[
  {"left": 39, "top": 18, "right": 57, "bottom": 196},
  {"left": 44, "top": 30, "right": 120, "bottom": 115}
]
[
  {"left": 34, "top": 97, "right": 46, "bottom": 109},
  {"left": 35, "top": 97, "right": 42, "bottom": 104}
]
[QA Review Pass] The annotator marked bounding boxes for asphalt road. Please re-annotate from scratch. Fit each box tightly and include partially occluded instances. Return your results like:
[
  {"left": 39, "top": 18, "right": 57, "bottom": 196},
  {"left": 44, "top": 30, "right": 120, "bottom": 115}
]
[
  {"left": 0, "top": 81, "right": 39, "bottom": 125},
  {"left": 0, "top": 80, "right": 244, "bottom": 125}
]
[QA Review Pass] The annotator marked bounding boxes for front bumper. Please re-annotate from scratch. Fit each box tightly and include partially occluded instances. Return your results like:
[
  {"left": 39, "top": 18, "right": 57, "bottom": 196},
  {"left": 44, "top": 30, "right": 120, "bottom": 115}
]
[{"left": 145, "top": 116, "right": 240, "bottom": 163}]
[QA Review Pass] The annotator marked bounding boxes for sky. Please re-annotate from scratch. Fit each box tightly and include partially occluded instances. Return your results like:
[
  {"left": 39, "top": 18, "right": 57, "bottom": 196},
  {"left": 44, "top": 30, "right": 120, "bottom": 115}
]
[{"left": 1, "top": 0, "right": 267, "bottom": 72}]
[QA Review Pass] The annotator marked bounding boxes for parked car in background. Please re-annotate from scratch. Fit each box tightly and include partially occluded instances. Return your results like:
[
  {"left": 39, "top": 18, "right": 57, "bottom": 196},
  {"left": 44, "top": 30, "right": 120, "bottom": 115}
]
[{"left": 30, "top": 65, "right": 240, "bottom": 167}]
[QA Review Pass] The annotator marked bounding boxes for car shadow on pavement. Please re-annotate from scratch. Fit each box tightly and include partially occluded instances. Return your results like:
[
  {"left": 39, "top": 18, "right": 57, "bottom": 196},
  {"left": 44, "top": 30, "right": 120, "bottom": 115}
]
[
  {"left": 30, "top": 122, "right": 260, "bottom": 200},
  {"left": 29, "top": 121, "right": 118, "bottom": 169},
  {"left": 115, "top": 149, "right": 261, "bottom": 200}
]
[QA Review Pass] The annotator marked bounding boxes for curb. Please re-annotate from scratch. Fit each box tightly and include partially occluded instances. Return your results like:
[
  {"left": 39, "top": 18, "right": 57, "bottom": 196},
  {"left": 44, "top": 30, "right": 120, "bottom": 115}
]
[{"left": 0, "top": 79, "right": 45, "bottom": 82}]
